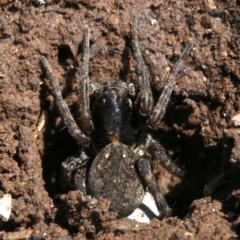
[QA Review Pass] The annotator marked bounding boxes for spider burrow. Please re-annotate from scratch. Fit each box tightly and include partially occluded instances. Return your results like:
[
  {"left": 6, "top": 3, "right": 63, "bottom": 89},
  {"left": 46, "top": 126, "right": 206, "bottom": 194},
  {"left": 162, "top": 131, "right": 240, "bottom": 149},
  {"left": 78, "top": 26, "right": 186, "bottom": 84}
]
[{"left": 40, "top": 14, "right": 192, "bottom": 219}]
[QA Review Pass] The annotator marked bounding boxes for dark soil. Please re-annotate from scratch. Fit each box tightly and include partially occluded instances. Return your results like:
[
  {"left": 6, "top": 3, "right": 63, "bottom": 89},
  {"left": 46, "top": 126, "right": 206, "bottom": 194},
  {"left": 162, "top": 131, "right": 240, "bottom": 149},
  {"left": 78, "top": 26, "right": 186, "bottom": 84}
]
[{"left": 1, "top": 0, "right": 240, "bottom": 239}]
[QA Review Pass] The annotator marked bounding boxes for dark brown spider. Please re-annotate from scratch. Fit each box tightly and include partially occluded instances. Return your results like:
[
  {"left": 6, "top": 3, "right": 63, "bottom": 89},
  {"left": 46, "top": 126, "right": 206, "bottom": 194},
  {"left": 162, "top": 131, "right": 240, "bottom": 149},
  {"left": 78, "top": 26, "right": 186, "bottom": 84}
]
[{"left": 40, "top": 14, "right": 192, "bottom": 219}]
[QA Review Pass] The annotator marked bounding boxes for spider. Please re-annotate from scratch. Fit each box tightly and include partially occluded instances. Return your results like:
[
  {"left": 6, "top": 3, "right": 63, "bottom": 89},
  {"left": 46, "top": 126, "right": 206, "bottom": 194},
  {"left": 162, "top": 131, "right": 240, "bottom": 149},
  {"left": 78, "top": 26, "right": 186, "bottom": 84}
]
[{"left": 40, "top": 14, "right": 192, "bottom": 219}]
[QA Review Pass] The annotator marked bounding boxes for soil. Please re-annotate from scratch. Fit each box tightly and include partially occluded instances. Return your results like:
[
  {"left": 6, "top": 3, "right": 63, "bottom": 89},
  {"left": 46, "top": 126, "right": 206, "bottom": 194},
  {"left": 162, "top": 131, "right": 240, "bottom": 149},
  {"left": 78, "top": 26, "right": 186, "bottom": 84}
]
[{"left": 0, "top": 0, "right": 240, "bottom": 239}]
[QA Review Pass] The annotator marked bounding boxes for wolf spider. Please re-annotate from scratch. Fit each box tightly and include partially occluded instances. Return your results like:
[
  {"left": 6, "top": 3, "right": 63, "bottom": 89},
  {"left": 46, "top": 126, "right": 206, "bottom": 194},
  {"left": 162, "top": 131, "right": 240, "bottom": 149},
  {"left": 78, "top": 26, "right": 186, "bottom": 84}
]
[{"left": 40, "top": 15, "right": 192, "bottom": 218}]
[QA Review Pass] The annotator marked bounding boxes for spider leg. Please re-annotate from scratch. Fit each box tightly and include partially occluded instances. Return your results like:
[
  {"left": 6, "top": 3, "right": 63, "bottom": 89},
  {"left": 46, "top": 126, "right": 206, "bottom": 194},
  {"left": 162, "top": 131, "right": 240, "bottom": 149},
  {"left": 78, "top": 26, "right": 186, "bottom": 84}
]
[
  {"left": 147, "top": 44, "right": 193, "bottom": 129},
  {"left": 78, "top": 26, "right": 94, "bottom": 134},
  {"left": 204, "top": 172, "right": 226, "bottom": 196},
  {"left": 146, "top": 135, "right": 184, "bottom": 178},
  {"left": 137, "top": 157, "right": 171, "bottom": 218},
  {"left": 60, "top": 150, "right": 89, "bottom": 193},
  {"left": 132, "top": 14, "right": 153, "bottom": 116},
  {"left": 40, "top": 56, "right": 90, "bottom": 147}
]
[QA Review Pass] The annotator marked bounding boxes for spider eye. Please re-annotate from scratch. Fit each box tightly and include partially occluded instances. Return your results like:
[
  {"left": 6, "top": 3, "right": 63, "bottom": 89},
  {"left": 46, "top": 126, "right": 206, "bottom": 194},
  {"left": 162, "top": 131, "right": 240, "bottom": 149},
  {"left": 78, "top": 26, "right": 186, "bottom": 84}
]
[{"left": 116, "top": 96, "right": 121, "bottom": 101}]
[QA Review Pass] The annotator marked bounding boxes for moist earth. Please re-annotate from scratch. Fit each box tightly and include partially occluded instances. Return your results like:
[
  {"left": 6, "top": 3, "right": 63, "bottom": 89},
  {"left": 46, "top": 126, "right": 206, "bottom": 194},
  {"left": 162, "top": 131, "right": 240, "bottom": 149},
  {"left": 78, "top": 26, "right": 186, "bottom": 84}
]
[{"left": 0, "top": 0, "right": 240, "bottom": 239}]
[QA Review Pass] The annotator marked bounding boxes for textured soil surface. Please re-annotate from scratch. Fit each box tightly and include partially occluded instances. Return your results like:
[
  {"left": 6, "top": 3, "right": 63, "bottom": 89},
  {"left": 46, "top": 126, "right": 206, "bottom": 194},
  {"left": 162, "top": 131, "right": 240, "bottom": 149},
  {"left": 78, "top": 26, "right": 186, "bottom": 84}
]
[{"left": 1, "top": 0, "right": 240, "bottom": 239}]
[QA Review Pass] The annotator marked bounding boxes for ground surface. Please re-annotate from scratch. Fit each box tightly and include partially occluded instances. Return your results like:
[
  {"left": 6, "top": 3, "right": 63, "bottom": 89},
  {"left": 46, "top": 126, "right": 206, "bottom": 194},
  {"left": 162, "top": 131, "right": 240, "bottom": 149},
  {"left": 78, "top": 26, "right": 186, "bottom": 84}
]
[{"left": 0, "top": 0, "right": 240, "bottom": 239}]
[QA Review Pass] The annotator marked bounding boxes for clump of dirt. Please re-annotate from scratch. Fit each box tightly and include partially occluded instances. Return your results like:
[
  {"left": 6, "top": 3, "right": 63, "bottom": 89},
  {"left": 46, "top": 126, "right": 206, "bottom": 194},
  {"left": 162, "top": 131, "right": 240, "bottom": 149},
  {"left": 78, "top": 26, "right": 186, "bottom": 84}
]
[{"left": 0, "top": 0, "right": 240, "bottom": 239}]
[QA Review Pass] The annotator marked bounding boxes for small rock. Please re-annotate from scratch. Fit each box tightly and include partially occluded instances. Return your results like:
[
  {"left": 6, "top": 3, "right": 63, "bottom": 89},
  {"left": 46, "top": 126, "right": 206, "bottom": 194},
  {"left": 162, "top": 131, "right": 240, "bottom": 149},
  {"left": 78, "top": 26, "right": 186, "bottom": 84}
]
[{"left": 232, "top": 113, "right": 240, "bottom": 127}]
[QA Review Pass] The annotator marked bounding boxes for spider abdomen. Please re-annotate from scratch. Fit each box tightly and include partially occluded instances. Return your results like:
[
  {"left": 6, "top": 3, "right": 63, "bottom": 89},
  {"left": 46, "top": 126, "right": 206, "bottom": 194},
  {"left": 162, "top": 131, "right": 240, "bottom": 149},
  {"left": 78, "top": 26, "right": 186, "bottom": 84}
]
[{"left": 88, "top": 143, "right": 145, "bottom": 217}]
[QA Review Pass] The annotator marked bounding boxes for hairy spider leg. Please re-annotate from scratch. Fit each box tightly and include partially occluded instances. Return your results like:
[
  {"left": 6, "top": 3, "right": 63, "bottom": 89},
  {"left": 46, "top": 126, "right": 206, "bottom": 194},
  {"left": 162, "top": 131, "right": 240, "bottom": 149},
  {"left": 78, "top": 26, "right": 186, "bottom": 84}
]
[
  {"left": 147, "top": 43, "right": 193, "bottom": 129},
  {"left": 137, "top": 157, "right": 171, "bottom": 219},
  {"left": 40, "top": 56, "right": 90, "bottom": 147},
  {"left": 132, "top": 14, "right": 154, "bottom": 117},
  {"left": 78, "top": 25, "right": 94, "bottom": 134}
]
